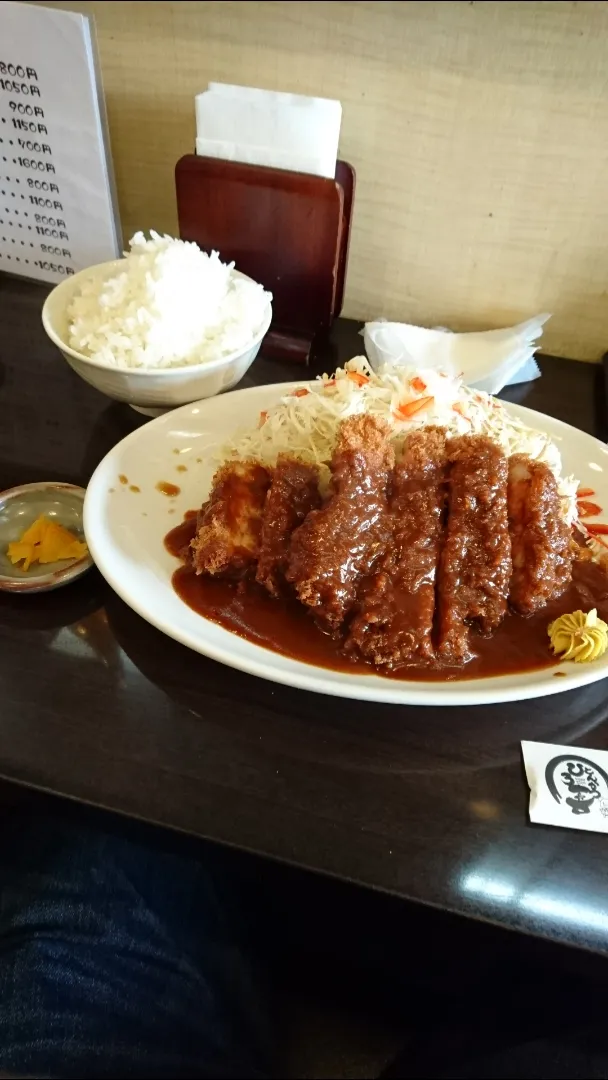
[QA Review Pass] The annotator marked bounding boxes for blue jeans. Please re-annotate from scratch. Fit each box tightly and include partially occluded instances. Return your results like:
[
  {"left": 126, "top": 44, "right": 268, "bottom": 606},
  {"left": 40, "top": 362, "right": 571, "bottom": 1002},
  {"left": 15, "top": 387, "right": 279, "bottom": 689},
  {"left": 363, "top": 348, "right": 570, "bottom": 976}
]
[{"left": 0, "top": 810, "right": 273, "bottom": 1078}]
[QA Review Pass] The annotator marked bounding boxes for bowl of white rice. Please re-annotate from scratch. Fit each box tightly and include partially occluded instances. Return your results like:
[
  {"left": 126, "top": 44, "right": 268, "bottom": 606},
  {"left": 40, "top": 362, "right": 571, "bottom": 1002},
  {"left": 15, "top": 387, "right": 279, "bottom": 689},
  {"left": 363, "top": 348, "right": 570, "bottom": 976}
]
[{"left": 42, "top": 232, "right": 272, "bottom": 415}]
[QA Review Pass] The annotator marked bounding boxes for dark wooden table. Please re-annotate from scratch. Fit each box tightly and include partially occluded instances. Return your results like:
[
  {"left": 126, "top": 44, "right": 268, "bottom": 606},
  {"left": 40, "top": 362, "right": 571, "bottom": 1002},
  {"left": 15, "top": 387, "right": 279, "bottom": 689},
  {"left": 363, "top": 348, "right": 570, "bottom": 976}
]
[{"left": 2, "top": 274, "right": 608, "bottom": 955}]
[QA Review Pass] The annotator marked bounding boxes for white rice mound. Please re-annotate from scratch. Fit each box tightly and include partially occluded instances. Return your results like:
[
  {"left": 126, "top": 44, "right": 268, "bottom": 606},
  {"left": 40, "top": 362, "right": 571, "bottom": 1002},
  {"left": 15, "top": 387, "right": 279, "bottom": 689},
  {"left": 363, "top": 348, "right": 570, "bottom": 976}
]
[
  {"left": 223, "top": 356, "right": 579, "bottom": 524},
  {"left": 67, "top": 232, "right": 272, "bottom": 370}
]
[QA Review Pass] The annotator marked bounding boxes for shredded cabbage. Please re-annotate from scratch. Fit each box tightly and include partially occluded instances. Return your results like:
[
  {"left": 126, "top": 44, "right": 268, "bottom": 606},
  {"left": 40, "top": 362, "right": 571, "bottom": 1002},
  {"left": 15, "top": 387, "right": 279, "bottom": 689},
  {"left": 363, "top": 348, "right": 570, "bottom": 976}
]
[{"left": 222, "top": 357, "right": 578, "bottom": 523}]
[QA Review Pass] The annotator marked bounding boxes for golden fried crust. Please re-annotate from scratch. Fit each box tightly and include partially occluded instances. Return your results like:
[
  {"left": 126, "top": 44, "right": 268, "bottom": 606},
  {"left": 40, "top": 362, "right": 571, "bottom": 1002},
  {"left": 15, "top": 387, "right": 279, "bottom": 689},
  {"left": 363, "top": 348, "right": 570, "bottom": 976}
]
[
  {"left": 256, "top": 455, "right": 320, "bottom": 598},
  {"left": 335, "top": 413, "right": 394, "bottom": 464},
  {"left": 508, "top": 454, "right": 572, "bottom": 614},
  {"left": 438, "top": 435, "right": 511, "bottom": 663},
  {"left": 347, "top": 428, "right": 448, "bottom": 668},
  {"left": 190, "top": 460, "right": 271, "bottom": 577},
  {"left": 286, "top": 416, "right": 394, "bottom": 631}
]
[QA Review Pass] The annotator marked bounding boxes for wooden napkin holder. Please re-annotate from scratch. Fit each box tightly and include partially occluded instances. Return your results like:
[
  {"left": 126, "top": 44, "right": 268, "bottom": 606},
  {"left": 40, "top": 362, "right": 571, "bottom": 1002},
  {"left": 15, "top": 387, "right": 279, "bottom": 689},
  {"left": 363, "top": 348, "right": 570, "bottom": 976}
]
[{"left": 175, "top": 154, "right": 355, "bottom": 365}]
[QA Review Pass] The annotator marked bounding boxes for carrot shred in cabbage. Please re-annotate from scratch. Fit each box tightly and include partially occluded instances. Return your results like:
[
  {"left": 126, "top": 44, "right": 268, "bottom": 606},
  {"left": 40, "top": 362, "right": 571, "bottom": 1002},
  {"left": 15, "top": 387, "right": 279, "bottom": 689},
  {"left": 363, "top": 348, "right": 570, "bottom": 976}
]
[
  {"left": 578, "top": 501, "right": 602, "bottom": 518},
  {"left": 394, "top": 396, "right": 434, "bottom": 420},
  {"left": 347, "top": 371, "right": 369, "bottom": 387}
]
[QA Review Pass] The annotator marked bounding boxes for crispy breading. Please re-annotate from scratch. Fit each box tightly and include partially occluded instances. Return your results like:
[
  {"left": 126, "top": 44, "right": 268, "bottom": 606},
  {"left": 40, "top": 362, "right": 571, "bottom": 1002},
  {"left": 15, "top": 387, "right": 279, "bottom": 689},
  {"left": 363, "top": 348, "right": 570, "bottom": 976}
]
[
  {"left": 256, "top": 455, "right": 320, "bottom": 598},
  {"left": 438, "top": 435, "right": 511, "bottom": 664},
  {"left": 286, "top": 415, "right": 394, "bottom": 631},
  {"left": 508, "top": 454, "right": 572, "bottom": 614},
  {"left": 190, "top": 460, "right": 271, "bottom": 578},
  {"left": 347, "top": 427, "right": 448, "bottom": 668}
]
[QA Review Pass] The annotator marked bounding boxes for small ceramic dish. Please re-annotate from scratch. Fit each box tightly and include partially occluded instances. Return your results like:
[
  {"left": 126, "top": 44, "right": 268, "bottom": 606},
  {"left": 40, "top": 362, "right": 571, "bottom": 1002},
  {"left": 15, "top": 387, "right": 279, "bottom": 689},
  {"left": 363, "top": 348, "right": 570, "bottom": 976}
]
[{"left": 0, "top": 482, "right": 93, "bottom": 593}]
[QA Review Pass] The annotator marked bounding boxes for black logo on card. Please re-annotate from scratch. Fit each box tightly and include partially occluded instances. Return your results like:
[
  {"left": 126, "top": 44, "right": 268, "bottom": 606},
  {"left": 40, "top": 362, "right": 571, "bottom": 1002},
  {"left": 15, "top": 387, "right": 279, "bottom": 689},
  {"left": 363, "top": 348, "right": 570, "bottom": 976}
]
[{"left": 545, "top": 755, "right": 608, "bottom": 816}]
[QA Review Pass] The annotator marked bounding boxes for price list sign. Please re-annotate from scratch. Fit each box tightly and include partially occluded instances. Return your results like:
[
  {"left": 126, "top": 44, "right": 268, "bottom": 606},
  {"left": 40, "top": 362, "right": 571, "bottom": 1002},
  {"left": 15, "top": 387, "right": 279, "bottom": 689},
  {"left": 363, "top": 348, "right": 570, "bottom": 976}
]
[{"left": 0, "top": 1, "right": 120, "bottom": 284}]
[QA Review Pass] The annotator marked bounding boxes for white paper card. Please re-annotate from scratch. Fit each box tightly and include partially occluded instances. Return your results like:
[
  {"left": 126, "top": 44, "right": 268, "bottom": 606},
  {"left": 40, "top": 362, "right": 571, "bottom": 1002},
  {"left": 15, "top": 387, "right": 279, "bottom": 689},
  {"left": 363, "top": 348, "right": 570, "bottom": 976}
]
[
  {"left": 0, "top": 1, "right": 120, "bottom": 285},
  {"left": 195, "top": 83, "right": 341, "bottom": 179},
  {"left": 522, "top": 740, "right": 608, "bottom": 834}
]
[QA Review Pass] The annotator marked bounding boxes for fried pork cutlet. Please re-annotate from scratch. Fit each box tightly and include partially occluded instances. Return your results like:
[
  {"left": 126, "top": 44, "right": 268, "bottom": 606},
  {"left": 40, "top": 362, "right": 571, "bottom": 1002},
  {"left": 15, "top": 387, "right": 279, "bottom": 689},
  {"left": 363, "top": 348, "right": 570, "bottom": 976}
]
[
  {"left": 347, "top": 427, "right": 448, "bottom": 668},
  {"left": 256, "top": 455, "right": 321, "bottom": 598},
  {"left": 190, "top": 460, "right": 271, "bottom": 578},
  {"left": 286, "top": 415, "right": 394, "bottom": 632},
  {"left": 508, "top": 454, "right": 572, "bottom": 614},
  {"left": 438, "top": 435, "right": 511, "bottom": 664}
]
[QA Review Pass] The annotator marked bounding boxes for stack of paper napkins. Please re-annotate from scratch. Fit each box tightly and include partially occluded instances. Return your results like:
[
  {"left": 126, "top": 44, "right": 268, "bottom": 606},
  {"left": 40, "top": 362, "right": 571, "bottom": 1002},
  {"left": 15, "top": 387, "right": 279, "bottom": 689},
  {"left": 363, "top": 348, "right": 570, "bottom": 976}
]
[
  {"left": 195, "top": 83, "right": 342, "bottom": 179},
  {"left": 363, "top": 314, "right": 550, "bottom": 395}
]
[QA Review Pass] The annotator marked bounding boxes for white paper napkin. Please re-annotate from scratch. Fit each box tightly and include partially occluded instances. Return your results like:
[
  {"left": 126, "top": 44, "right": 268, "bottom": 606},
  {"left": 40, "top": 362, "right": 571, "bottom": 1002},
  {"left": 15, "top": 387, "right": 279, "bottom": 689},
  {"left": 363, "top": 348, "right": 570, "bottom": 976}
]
[
  {"left": 522, "top": 740, "right": 608, "bottom": 834},
  {"left": 363, "top": 315, "right": 550, "bottom": 395},
  {"left": 195, "top": 83, "right": 342, "bottom": 179}
]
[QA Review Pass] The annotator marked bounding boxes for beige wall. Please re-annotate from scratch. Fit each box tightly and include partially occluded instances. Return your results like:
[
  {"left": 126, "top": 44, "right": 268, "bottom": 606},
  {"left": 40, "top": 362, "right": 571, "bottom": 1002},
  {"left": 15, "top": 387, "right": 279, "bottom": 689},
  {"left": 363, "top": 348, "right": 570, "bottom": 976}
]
[{"left": 29, "top": 1, "right": 608, "bottom": 360}]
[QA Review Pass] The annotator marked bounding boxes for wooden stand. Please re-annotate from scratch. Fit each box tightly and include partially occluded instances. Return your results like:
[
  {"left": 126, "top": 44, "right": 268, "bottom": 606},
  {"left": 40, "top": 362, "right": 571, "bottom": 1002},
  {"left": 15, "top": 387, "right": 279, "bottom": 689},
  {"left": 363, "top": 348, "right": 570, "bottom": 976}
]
[{"left": 175, "top": 155, "right": 355, "bottom": 365}]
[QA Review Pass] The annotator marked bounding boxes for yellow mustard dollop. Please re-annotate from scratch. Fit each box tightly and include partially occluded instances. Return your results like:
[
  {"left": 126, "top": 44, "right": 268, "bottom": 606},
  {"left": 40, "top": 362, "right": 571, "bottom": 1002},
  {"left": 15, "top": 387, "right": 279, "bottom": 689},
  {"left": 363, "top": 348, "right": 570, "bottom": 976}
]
[{"left": 548, "top": 609, "right": 608, "bottom": 663}]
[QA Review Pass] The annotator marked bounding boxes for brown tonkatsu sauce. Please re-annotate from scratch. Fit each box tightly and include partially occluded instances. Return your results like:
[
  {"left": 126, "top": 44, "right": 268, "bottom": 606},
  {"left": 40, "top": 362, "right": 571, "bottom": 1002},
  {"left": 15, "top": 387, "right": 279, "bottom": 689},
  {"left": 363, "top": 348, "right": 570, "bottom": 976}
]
[
  {"left": 165, "top": 515, "right": 608, "bottom": 682},
  {"left": 157, "top": 481, "right": 181, "bottom": 497}
]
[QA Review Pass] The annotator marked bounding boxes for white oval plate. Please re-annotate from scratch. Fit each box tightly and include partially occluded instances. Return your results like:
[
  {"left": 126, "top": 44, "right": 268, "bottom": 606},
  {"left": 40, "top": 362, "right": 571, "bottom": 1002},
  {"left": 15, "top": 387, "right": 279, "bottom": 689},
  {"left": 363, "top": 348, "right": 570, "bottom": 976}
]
[{"left": 84, "top": 383, "right": 608, "bottom": 706}]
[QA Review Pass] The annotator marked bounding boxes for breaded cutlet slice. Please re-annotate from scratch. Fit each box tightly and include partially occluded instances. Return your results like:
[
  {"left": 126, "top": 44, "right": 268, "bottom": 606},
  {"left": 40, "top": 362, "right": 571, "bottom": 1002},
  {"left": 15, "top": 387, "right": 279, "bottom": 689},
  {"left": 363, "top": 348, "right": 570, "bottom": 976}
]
[
  {"left": 190, "top": 459, "right": 271, "bottom": 578},
  {"left": 347, "top": 426, "right": 448, "bottom": 668},
  {"left": 438, "top": 434, "right": 511, "bottom": 664},
  {"left": 286, "top": 415, "right": 394, "bottom": 631},
  {"left": 256, "top": 455, "right": 320, "bottom": 598},
  {"left": 508, "top": 454, "right": 572, "bottom": 614}
]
